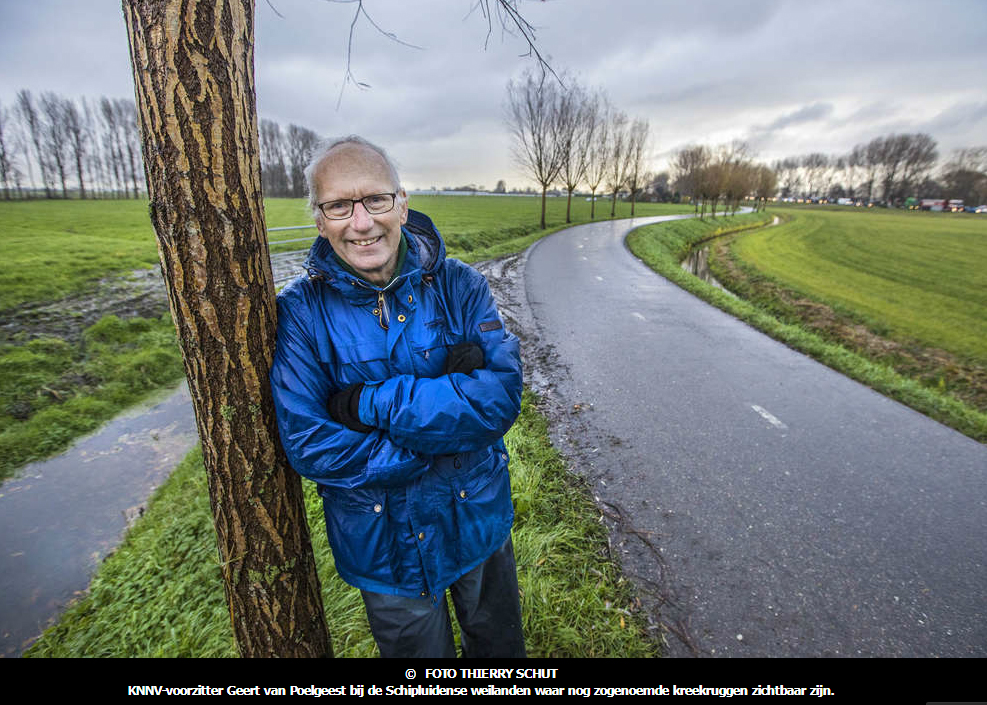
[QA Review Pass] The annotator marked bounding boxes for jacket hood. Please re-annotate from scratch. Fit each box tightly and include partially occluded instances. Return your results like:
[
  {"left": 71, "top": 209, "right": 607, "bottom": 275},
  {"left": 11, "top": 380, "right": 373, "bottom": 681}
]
[{"left": 304, "top": 209, "right": 445, "bottom": 293}]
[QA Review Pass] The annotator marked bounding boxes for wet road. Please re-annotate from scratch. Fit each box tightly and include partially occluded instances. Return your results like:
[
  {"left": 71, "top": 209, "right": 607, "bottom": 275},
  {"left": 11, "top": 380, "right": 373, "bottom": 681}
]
[{"left": 523, "top": 215, "right": 987, "bottom": 657}]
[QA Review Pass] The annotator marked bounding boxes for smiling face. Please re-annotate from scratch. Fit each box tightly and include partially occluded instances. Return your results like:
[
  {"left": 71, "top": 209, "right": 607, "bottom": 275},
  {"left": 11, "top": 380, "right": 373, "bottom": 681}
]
[{"left": 312, "top": 143, "right": 408, "bottom": 287}]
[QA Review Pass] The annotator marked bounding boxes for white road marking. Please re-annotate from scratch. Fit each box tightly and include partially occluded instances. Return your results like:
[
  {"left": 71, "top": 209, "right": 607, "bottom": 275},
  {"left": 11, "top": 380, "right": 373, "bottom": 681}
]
[
  {"left": 595, "top": 276, "right": 604, "bottom": 281},
  {"left": 631, "top": 312, "right": 646, "bottom": 321},
  {"left": 751, "top": 405, "right": 788, "bottom": 430}
]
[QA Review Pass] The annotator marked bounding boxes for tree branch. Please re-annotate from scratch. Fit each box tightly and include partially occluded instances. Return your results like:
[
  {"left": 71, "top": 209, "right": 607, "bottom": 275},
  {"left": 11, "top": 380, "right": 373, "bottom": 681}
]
[{"left": 326, "top": 0, "right": 424, "bottom": 109}]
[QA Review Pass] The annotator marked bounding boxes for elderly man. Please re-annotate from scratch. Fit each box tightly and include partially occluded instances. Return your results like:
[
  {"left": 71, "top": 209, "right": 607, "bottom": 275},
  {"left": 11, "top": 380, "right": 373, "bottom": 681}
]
[{"left": 269, "top": 135, "right": 526, "bottom": 658}]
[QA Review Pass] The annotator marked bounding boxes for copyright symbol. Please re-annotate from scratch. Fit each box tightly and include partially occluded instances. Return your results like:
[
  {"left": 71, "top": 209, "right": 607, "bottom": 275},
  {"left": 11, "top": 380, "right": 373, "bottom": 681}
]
[{"left": 405, "top": 669, "right": 415, "bottom": 679}]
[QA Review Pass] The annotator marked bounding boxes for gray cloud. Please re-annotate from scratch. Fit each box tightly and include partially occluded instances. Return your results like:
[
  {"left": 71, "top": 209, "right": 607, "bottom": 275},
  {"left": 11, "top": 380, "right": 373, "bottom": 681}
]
[
  {"left": 2, "top": 0, "right": 986, "bottom": 187},
  {"left": 758, "top": 103, "right": 834, "bottom": 132}
]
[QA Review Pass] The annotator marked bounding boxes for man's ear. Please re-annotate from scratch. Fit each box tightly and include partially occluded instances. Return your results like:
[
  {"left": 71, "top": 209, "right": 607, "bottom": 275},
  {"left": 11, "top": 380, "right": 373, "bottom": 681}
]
[{"left": 398, "top": 189, "right": 409, "bottom": 224}]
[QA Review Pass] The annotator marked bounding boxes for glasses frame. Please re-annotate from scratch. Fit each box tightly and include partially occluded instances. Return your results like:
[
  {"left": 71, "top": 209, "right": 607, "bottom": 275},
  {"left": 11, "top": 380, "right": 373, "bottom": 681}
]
[{"left": 317, "top": 193, "right": 397, "bottom": 220}]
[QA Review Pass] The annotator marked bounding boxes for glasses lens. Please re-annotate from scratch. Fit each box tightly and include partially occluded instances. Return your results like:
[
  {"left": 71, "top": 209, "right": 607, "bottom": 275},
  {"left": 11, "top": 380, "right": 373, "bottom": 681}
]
[
  {"left": 322, "top": 201, "right": 352, "bottom": 219},
  {"left": 363, "top": 194, "right": 394, "bottom": 214}
]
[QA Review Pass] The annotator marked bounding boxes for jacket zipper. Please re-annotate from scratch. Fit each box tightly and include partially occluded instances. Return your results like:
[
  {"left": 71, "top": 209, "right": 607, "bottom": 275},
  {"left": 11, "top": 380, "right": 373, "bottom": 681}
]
[{"left": 375, "top": 290, "right": 389, "bottom": 330}]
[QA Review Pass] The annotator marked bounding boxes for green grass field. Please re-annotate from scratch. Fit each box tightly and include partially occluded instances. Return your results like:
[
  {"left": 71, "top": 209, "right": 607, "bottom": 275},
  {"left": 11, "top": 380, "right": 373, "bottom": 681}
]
[{"left": 729, "top": 207, "right": 987, "bottom": 364}]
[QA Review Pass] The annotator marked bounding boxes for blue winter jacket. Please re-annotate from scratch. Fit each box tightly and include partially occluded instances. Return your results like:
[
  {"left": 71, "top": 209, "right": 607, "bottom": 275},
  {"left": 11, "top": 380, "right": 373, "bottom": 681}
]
[{"left": 270, "top": 209, "right": 523, "bottom": 602}]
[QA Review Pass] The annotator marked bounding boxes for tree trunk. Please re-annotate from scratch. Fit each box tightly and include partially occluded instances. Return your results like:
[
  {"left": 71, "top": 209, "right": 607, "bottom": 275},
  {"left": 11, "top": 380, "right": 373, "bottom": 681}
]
[
  {"left": 123, "top": 0, "right": 331, "bottom": 658},
  {"left": 540, "top": 186, "right": 547, "bottom": 229}
]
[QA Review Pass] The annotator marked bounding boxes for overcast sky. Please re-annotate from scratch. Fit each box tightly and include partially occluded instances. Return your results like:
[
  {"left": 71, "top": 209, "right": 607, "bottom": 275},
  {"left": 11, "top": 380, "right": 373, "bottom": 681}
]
[{"left": 1, "top": 0, "right": 985, "bottom": 190}]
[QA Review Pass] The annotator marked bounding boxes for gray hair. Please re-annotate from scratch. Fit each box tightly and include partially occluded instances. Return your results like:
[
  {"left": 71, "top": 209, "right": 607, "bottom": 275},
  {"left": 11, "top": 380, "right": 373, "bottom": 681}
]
[{"left": 304, "top": 135, "right": 402, "bottom": 216}]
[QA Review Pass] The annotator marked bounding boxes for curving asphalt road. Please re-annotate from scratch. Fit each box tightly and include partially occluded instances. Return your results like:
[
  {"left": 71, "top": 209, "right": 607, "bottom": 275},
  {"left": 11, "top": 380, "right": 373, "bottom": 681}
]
[{"left": 522, "top": 214, "right": 987, "bottom": 657}]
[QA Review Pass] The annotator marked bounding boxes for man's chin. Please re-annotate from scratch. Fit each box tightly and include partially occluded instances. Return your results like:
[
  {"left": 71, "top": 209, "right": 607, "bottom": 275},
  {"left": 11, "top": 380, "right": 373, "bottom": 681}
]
[{"left": 349, "top": 256, "right": 396, "bottom": 286}]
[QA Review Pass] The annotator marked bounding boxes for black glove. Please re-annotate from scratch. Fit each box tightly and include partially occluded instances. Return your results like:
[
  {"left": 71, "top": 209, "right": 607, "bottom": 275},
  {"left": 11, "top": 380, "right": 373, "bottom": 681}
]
[
  {"left": 444, "top": 342, "right": 485, "bottom": 375},
  {"left": 327, "top": 383, "right": 374, "bottom": 433}
]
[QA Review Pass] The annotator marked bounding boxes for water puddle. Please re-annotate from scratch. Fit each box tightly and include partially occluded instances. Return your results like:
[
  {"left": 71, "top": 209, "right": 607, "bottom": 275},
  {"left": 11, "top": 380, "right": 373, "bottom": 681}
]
[
  {"left": 0, "top": 382, "right": 197, "bottom": 657},
  {"left": 681, "top": 245, "right": 733, "bottom": 293}
]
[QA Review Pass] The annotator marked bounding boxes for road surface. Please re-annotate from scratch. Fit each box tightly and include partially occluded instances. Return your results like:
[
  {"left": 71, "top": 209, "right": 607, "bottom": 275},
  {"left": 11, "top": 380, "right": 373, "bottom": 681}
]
[{"left": 520, "top": 215, "right": 986, "bottom": 657}]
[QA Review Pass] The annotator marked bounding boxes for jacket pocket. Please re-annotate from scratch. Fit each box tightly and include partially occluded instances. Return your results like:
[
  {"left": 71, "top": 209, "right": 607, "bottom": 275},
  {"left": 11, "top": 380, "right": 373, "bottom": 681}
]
[
  {"left": 432, "top": 444, "right": 492, "bottom": 480},
  {"left": 319, "top": 486, "right": 399, "bottom": 586},
  {"left": 450, "top": 450, "right": 514, "bottom": 567},
  {"left": 336, "top": 340, "right": 389, "bottom": 386},
  {"left": 410, "top": 317, "right": 451, "bottom": 377}
]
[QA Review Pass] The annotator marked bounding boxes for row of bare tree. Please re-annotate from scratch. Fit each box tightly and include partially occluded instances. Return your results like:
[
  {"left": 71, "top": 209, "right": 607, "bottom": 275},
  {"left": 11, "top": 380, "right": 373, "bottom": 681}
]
[
  {"left": 773, "top": 133, "right": 937, "bottom": 205},
  {"left": 770, "top": 134, "right": 987, "bottom": 207},
  {"left": 0, "top": 90, "right": 144, "bottom": 200},
  {"left": 671, "top": 142, "right": 777, "bottom": 219},
  {"left": 0, "top": 89, "right": 328, "bottom": 204},
  {"left": 505, "top": 69, "right": 652, "bottom": 228},
  {"left": 258, "top": 119, "right": 320, "bottom": 198}
]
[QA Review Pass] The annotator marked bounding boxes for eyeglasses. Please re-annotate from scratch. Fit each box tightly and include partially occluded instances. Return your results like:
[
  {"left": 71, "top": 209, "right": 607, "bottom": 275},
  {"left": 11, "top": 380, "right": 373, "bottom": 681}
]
[{"left": 317, "top": 193, "right": 397, "bottom": 220}]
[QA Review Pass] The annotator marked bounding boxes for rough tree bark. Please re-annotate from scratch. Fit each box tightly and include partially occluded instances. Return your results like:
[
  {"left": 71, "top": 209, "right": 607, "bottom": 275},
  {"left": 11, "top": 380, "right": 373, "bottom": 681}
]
[{"left": 122, "top": 0, "right": 331, "bottom": 657}]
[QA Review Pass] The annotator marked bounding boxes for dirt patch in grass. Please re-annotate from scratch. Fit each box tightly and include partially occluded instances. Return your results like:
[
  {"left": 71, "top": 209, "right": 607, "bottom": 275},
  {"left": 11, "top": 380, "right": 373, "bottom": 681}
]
[
  {"left": 710, "top": 237, "right": 987, "bottom": 412},
  {"left": 0, "top": 251, "right": 311, "bottom": 348}
]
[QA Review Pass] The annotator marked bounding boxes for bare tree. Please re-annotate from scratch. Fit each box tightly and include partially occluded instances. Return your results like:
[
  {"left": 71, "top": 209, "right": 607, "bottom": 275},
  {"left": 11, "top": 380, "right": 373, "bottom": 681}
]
[
  {"left": 861, "top": 137, "right": 884, "bottom": 203},
  {"left": 285, "top": 124, "right": 320, "bottom": 198},
  {"left": 582, "top": 92, "right": 610, "bottom": 220},
  {"left": 113, "top": 99, "right": 144, "bottom": 198},
  {"left": 877, "top": 135, "right": 910, "bottom": 205},
  {"left": 259, "top": 119, "right": 289, "bottom": 197},
  {"left": 772, "top": 156, "right": 800, "bottom": 200},
  {"left": 624, "top": 118, "right": 650, "bottom": 216},
  {"left": 506, "top": 67, "right": 565, "bottom": 229},
  {"left": 555, "top": 78, "right": 595, "bottom": 223},
  {"left": 62, "top": 98, "right": 89, "bottom": 200},
  {"left": 674, "top": 144, "right": 711, "bottom": 214},
  {"left": 17, "top": 90, "right": 50, "bottom": 198},
  {"left": 82, "top": 98, "right": 105, "bottom": 198},
  {"left": 754, "top": 164, "right": 777, "bottom": 211},
  {"left": 941, "top": 146, "right": 987, "bottom": 205},
  {"left": 603, "top": 107, "right": 630, "bottom": 218},
  {"left": 0, "top": 99, "right": 16, "bottom": 200},
  {"left": 39, "top": 93, "right": 73, "bottom": 198},
  {"left": 800, "top": 152, "right": 828, "bottom": 199},
  {"left": 844, "top": 145, "right": 866, "bottom": 200},
  {"left": 100, "top": 97, "right": 125, "bottom": 197},
  {"left": 898, "top": 133, "right": 938, "bottom": 200}
]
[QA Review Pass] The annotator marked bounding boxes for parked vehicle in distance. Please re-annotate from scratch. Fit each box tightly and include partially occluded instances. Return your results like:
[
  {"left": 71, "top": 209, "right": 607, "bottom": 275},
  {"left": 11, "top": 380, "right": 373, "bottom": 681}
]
[
  {"left": 975, "top": 205, "right": 987, "bottom": 214},
  {"left": 920, "top": 199, "right": 946, "bottom": 211}
]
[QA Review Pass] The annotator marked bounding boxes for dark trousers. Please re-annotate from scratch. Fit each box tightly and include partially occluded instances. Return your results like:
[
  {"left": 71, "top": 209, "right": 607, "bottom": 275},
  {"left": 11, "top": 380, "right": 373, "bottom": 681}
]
[{"left": 361, "top": 536, "right": 526, "bottom": 658}]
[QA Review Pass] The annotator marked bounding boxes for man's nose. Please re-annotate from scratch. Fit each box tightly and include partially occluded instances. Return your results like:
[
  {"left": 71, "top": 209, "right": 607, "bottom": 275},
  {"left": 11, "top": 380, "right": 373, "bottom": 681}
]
[{"left": 350, "top": 201, "right": 374, "bottom": 230}]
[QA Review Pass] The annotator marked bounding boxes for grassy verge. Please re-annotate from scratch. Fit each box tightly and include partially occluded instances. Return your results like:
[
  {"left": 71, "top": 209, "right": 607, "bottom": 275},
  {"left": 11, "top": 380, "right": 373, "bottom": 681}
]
[
  {"left": 626, "top": 212, "right": 987, "bottom": 443},
  {"left": 0, "top": 314, "right": 186, "bottom": 482},
  {"left": 24, "top": 392, "right": 657, "bottom": 658},
  {"left": 718, "top": 207, "right": 987, "bottom": 412}
]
